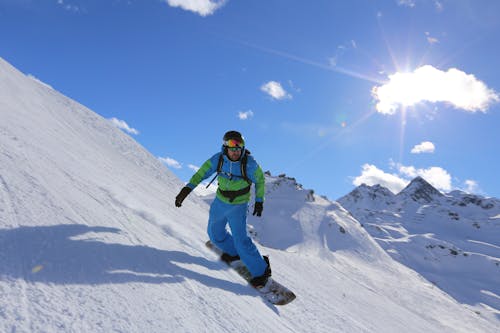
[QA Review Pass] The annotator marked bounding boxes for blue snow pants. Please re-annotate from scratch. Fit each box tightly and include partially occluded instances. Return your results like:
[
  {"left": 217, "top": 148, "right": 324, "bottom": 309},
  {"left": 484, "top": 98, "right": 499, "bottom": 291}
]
[{"left": 208, "top": 197, "right": 267, "bottom": 278}]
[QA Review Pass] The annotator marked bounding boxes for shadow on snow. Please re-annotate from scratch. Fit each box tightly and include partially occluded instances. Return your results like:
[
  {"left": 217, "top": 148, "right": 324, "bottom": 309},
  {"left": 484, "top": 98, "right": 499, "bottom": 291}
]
[{"left": 0, "top": 224, "right": 255, "bottom": 297}]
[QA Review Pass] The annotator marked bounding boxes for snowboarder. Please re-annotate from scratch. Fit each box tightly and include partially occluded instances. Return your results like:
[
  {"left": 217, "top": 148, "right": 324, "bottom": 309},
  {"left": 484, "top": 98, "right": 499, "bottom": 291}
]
[{"left": 174, "top": 130, "right": 271, "bottom": 288}]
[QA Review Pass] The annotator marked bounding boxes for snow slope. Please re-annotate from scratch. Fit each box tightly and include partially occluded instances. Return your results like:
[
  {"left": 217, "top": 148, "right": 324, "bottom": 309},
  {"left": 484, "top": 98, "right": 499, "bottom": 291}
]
[
  {"left": 0, "top": 57, "right": 497, "bottom": 332},
  {"left": 338, "top": 177, "right": 500, "bottom": 323}
]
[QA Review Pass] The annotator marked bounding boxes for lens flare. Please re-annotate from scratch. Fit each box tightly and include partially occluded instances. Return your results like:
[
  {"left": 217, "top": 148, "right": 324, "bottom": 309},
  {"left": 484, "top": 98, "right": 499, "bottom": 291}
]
[{"left": 32, "top": 265, "right": 44, "bottom": 273}]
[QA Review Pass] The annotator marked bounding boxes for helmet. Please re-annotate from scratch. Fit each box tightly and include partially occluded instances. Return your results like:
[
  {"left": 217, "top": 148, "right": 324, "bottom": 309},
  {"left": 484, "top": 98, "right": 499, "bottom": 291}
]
[{"left": 223, "top": 130, "right": 245, "bottom": 148}]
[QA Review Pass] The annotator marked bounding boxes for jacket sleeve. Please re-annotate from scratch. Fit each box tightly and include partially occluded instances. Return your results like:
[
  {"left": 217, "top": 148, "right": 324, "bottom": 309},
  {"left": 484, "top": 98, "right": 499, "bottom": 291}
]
[
  {"left": 186, "top": 153, "right": 220, "bottom": 189},
  {"left": 247, "top": 155, "right": 265, "bottom": 202}
]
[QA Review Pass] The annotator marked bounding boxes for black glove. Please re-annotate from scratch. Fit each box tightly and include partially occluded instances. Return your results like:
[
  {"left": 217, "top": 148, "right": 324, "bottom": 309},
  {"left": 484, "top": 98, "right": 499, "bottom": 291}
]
[
  {"left": 175, "top": 186, "right": 192, "bottom": 207},
  {"left": 252, "top": 202, "right": 263, "bottom": 217}
]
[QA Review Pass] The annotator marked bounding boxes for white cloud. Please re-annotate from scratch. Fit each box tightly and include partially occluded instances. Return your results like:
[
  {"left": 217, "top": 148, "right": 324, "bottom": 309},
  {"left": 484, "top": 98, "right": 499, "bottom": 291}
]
[
  {"left": 165, "top": 0, "right": 227, "bottom": 17},
  {"left": 329, "top": 46, "right": 345, "bottom": 67},
  {"left": 372, "top": 65, "right": 499, "bottom": 115},
  {"left": 353, "top": 163, "right": 453, "bottom": 193},
  {"left": 288, "top": 80, "right": 301, "bottom": 93},
  {"left": 397, "top": 165, "right": 452, "bottom": 192},
  {"left": 398, "top": 0, "right": 416, "bottom": 7},
  {"left": 328, "top": 57, "right": 338, "bottom": 68},
  {"left": 425, "top": 32, "right": 439, "bottom": 44},
  {"left": 434, "top": 1, "right": 444, "bottom": 11},
  {"left": 353, "top": 164, "right": 408, "bottom": 194},
  {"left": 57, "top": 0, "right": 82, "bottom": 12},
  {"left": 329, "top": 41, "right": 357, "bottom": 68},
  {"left": 261, "top": 81, "right": 292, "bottom": 100},
  {"left": 109, "top": 117, "right": 139, "bottom": 135},
  {"left": 464, "top": 180, "right": 479, "bottom": 193},
  {"left": 427, "top": 36, "right": 439, "bottom": 44},
  {"left": 238, "top": 110, "right": 254, "bottom": 120},
  {"left": 188, "top": 164, "right": 199, "bottom": 172},
  {"left": 159, "top": 157, "right": 182, "bottom": 169},
  {"left": 411, "top": 141, "right": 435, "bottom": 154},
  {"left": 396, "top": 0, "right": 444, "bottom": 11}
]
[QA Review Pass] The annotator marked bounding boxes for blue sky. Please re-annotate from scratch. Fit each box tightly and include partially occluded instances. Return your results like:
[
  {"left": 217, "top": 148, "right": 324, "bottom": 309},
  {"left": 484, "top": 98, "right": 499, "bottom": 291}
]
[{"left": 1, "top": 0, "right": 499, "bottom": 200}]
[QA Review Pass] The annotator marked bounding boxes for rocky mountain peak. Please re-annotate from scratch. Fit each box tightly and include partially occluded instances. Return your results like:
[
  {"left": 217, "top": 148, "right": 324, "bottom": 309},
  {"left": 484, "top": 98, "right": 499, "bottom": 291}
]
[
  {"left": 338, "top": 183, "right": 395, "bottom": 206},
  {"left": 398, "top": 176, "right": 443, "bottom": 203}
]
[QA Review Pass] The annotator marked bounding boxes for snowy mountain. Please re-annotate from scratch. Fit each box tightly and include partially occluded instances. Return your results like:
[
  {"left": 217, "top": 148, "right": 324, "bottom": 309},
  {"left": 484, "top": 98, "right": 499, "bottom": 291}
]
[
  {"left": 338, "top": 177, "right": 500, "bottom": 322},
  {"left": 0, "top": 57, "right": 497, "bottom": 332},
  {"left": 398, "top": 176, "right": 445, "bottom": 203}
]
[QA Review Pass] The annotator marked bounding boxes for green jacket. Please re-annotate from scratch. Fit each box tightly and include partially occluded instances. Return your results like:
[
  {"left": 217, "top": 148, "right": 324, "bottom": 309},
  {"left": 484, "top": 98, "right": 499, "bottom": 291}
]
[{"left": 187, "top": 150, "right": 265, "bottom": 204}]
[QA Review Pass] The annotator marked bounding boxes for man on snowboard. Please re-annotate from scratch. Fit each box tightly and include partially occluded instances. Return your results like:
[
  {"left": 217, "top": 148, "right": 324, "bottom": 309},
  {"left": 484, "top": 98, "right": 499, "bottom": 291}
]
[{"left": 174, "top": 130, "right": 271, "bottom": 288}]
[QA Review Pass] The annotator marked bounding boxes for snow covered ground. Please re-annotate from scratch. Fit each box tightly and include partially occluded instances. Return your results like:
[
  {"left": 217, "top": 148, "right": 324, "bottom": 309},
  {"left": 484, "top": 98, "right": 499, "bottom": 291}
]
[
  {"left": 1, "top": 57, "right": 497, "bottom": 332},
  {"left": 338, "top": 178, "right": 500, "bottom": 323}
]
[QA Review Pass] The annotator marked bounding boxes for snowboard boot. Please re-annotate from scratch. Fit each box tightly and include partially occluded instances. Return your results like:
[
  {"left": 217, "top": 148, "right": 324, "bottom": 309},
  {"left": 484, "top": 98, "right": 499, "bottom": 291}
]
[
  {"left": 250, "top": 255, "right": 272, "bottom": 288},
  {"left": 220, "top": 252, "right": 241, "bottom": 264}
]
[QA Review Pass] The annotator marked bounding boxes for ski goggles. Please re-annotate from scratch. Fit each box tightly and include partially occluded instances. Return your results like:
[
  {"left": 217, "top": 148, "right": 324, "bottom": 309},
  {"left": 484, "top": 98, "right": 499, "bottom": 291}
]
[{"left": 224, "top": 139, "right": 244, "bottom": 150}]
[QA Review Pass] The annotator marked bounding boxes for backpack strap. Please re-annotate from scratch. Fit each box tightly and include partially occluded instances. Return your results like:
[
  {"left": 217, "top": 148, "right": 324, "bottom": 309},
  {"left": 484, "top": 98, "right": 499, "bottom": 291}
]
[
  {"left": 205, "top": 154, "right": 224, "bottom": 189},
  {"left": 216, "top": 153, "right": 224, "bottom": 173},
  {"left": 240, "top": 151, "right": 251, "bottom": 185}
]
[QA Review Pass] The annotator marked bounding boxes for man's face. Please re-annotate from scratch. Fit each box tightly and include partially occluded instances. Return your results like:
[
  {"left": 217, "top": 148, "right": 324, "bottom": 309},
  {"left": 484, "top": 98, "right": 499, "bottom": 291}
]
[{"left": 227, "top": 147, "right": 242, "bottom": 161}]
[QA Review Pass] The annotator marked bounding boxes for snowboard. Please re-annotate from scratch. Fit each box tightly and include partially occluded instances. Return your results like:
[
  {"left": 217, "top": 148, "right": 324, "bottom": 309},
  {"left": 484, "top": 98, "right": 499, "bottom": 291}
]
[{"left": 205, "top": 240, "right": 296, "bottom": 306}]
